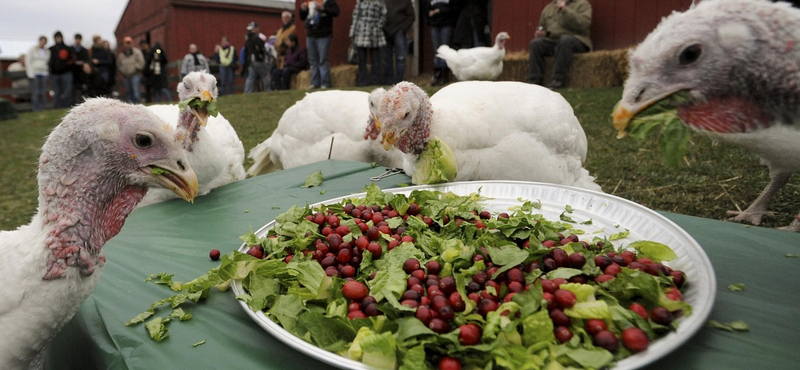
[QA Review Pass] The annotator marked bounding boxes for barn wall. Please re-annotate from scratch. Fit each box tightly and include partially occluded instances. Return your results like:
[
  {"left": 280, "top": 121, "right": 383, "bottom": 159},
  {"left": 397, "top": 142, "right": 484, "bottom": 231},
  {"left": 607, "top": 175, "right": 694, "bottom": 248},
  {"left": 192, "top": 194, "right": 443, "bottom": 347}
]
[{"left": 291, "top": 0, "right": 693, "bottom": 74}]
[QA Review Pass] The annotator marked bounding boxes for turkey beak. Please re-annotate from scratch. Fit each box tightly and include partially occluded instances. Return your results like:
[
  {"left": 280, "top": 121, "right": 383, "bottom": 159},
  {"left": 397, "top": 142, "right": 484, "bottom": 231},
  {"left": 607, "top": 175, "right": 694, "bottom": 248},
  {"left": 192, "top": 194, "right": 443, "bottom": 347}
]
[
  {"left": 189, "top": 106, "right": 209, "bottom": 127},
  {"left": 612, "top": 89, "right": 679, "bottom": 139},
  {"left": 381, "top": 132, "right": 396, "bottom": 151},
  {"left": 147, "top": 160, "right": 199, "bottom": 203},
  {"left": 374, "top": 117, "right": 382, "bottom": 130}
]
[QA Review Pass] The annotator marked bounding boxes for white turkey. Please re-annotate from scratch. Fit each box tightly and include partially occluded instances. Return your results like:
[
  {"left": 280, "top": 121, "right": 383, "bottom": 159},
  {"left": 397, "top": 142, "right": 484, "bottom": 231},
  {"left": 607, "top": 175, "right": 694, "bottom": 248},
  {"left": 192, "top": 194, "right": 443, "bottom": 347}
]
[
  {"left": 246, "top": 89, "right": 404, "bottom": 176},
  {"left": 376, "top": 81, "right": 602, "bottom": 190},
  {"left": 612, "top": 0, "right": 800, "bottom": 232},
  {"left": 0, "top": 98, "right": 198, "bottom": 370},
  {"left": 435, "top": 32, "right": 510, "bottom": 81},
  {"left": 139, "top": 71, "right": 246, "bottom": 206}
]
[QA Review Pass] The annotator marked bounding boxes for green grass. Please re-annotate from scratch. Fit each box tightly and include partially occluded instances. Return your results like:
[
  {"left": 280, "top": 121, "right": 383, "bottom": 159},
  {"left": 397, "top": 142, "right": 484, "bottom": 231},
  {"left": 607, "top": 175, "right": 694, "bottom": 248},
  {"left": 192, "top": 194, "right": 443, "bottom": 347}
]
[{"left": 1, "top": 86, "right": 797, "bottom": 231}]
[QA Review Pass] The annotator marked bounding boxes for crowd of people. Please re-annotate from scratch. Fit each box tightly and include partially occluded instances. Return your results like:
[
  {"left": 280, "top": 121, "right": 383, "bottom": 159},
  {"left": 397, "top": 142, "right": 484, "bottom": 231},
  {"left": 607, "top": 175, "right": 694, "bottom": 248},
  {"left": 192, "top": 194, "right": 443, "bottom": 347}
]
[
  {"left": 8, "top": 0, "right": 594, "bottom": 112},
  {"left": 15, "top": 31, "right": 173, "bottom": 111}
]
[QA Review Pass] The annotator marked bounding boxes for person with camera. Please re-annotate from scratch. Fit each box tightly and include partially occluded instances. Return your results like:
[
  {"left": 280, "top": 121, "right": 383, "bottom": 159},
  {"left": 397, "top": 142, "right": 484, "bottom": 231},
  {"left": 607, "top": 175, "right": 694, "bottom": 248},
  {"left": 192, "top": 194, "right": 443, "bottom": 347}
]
[
  {"left": 527, "top": 0, "right": 592, "bottom": 89},
  {"left": 300, "top": 0, "right": 340, "bottom": 89}
]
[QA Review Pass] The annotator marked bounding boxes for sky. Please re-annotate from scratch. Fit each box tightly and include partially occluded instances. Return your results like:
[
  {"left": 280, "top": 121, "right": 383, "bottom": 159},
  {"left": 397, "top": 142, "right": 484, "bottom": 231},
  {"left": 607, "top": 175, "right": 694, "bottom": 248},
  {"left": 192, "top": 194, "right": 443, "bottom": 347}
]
[{"left": 0, "top": 0, "right": 128, "bottom": 58}]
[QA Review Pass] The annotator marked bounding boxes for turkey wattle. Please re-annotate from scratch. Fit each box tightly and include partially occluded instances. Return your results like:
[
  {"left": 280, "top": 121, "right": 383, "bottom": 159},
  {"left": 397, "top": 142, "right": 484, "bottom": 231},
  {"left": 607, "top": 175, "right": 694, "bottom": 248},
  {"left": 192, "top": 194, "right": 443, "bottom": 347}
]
[
  {"left": 612, "top": 0, "right": 800, "bottom": 232},
  {"left": 140, "top": 71, "right": 245, "bottom": 206},
  {"left": 435, "top": 32, "right": 510, "bottom": 81},
  {"left": 376, "top": 81, "right": 602, "bottom": 191},
  {"left": 246, "top": 90, "right": 404, "bottom": 176},
  {"left": 0, "top": 98, "right": 198, "bottom": 369}
]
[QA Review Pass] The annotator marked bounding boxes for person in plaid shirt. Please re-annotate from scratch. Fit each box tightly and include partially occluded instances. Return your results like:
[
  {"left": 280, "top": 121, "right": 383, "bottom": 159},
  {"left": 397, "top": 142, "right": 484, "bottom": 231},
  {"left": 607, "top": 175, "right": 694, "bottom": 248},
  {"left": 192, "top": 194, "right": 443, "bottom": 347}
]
[{"left": 349, "top": 0, "right": 387, "bottom": 86}]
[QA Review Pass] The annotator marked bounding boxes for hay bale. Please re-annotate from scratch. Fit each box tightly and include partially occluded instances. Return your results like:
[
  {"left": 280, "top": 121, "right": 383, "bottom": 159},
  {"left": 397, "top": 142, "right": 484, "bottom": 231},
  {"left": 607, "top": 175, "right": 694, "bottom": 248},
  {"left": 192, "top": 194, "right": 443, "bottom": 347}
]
[
  {"left": 291, "top": 65, "right": 359, "bottom": 89},
  {"left": 497, "top": 48, "right": 630, "bottom": 88}
]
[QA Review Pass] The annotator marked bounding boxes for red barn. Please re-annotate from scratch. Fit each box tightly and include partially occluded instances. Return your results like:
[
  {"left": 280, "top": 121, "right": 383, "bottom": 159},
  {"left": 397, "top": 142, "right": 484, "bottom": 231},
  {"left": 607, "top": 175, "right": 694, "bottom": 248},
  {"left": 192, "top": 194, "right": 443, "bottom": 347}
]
[
  {"left": 113, "top": 0, "right": 695, "bottom": 81},
  {"left": 115, "top": 0, "right": 294, "bottom": 70},
  {"left": 291, "top": 0, "right": 694, "bottom": 74}
]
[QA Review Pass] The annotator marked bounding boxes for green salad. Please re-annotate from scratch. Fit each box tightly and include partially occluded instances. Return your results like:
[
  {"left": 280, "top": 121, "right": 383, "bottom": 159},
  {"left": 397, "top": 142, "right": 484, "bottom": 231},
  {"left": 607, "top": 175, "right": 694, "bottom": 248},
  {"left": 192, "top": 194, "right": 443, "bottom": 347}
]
[{"left": 129, "top": 185, "right": 691, "bottom": 370}]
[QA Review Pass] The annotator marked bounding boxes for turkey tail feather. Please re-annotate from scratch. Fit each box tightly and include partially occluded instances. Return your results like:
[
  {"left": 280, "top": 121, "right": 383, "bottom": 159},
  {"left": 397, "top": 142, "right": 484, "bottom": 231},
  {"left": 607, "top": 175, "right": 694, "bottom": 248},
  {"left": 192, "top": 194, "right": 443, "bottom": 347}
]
[{"left": 246, "top": 141, "right": 279, "bottom": 176}]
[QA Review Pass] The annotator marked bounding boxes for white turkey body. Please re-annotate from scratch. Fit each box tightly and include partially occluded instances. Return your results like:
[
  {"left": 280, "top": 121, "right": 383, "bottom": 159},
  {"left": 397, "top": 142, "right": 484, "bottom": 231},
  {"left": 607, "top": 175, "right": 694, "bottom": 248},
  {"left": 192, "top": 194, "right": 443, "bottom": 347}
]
[
  {"left": 247, "top": 90, "right": 404, "bottom": 176},
  {"left": 436, "top": 32, "right": 509, "bottom": 81},
  {"left": 0, "top": 98, "right": 198, "bottom": 370},
  {"left": 378, "top": 81, "right": 602, "bottom": 191},
  {"left": 139, "top": 88, "right": 246, "bottom": 206}
]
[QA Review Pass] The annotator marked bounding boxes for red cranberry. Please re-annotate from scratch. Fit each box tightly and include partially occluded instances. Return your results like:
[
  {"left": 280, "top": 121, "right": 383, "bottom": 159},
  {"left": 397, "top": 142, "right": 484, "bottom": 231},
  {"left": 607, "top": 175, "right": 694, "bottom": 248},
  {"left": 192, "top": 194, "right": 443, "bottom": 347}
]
[
  {"left": 209, "top": 249, "right": 221, "bottom": 260},
  {"left": 340, "top": 265, "right": 355, "bottom": 278},
  {"left": 621, "top": 327, "right": 649, "bottom": 352},
  {"left": 477, "top": 299, "right": 498, "bottom": 316},
  {"left": 472, "top": 271, "right": 488, "bottom": 285},
  {"left": 459, "top": 323, "right": 482, "bottom": 345},
  {"left": 342, "top": 281, "right": 368, "bottom": 301},
  {"left": 585, "top": 319, "right": 607, "bottom": 336},
  {"left": 428, "top": 318, "right": 449, "bottom": 333},
  {"left": 554, "top": 326, "right": 573, "bottom": 343},
  {"left": 552, "top": 248, "right": 569, "bottom": 267},
  {"left": 554, "top": 289, "right": 577, "bottom": 308},
  {"left": 449, "top": 292, "right": 466, "bottom": 312},
  {"left": 629, "top": 303, "right": 648, "bottom": 320},
  {"left": 604, "top": 263, "right": 622, "bottom": 276},
  {"left": 542, "top": 240, "right": 558, "bottom": 248},
  {"left": 438, "top": 357, "right": 461, "bottom": 370},
  {"left": 347, "top": 310, "right": 366, "bottom": 320},
  {"left": 415, "top": 305, "right": 433, "bottom": 325},
  {"left": 595, "top": 274, "right": 615, "bottom": 283},
  {"left": 367, "top": 242, "right": 382, "bottom": 258},
  {"left": 406, "top": 203, "right": 420, "bottom": 215},
  {"left": 403, "top": 258, "right": 421, "bottom": 273},
  {"left": 439, "top": 276, "right": 456, "bottom": 295},
  {"left": 549, "top": 309, "right": 571, "bottom": 326},
  {"left": 438, "top": 305, "right": 455, "bottom": 321},
  {"left": 670, "top": 271, "right": 686, "bottom": 288},
  {"left": 594, "top": 255, "right": 612, "bottom": 270},
  {"left": 593, "top": 330, "right": 619, "bottom": 352},
  {"left": 650, "top": 306, "right": 673, "bottom": 325},
  {"left": 246, "top": 246, "right": 264, "bottom": 259},
  {"left": 568, "top": 253, "right": 586, "bottom": 268}
]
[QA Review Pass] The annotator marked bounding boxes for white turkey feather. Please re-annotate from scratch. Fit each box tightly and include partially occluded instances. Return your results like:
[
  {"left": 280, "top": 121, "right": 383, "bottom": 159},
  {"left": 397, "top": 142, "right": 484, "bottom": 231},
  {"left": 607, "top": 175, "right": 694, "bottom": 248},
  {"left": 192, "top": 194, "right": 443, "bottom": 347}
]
[
  {"left": 247, "top": 90, "right": 404, "bottom": 176},
  {"left": 0, "top": 98, "right": 198, "bottom": 370},
  {"left": 138, "top": 74, "right": 246, "bottom": 206},
  {"left": 436, "top": 32, "right": 509, "bottom": 81},
  {"left": 378, "top": 81, "right": 602, "bottom": 191}
]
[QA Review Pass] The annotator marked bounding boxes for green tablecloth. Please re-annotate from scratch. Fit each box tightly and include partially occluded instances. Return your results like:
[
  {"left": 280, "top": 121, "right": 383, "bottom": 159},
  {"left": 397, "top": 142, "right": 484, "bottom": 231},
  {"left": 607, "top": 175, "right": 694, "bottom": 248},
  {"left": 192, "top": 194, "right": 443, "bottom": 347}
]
[{"left": 45, "top": 160, "right": 800, "bottom": 370}]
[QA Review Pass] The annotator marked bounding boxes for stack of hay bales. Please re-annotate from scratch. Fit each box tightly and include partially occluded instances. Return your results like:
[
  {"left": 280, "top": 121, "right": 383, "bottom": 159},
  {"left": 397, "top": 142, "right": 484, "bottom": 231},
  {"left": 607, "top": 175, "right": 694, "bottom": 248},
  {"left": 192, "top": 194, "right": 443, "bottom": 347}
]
[{"left": 290, "top": 48, "right": 630, "bottom": 89}]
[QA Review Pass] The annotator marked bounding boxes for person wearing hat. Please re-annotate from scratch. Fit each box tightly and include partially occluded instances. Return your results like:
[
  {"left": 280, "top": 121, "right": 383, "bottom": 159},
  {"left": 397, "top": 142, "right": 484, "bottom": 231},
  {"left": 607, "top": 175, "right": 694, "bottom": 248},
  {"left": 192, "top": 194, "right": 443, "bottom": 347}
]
[
  {"left": 243, "top": 21, "right": 270, "bottom": 93},
  {"left": 48, "top": 30, "right": 76, "bottom": 108},
  {"left": 117, "top": 36, "right": 145, "bottom": 103}
]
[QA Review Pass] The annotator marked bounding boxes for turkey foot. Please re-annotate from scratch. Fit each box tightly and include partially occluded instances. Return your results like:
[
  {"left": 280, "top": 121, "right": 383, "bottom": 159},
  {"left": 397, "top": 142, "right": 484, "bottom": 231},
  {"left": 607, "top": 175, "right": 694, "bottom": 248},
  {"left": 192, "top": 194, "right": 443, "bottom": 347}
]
[
  {"left": 726, "top": 172, "right": 791, "bottom": 226},
  {"left": 777, "top": 215, "right": 800, "bottom": 232}
]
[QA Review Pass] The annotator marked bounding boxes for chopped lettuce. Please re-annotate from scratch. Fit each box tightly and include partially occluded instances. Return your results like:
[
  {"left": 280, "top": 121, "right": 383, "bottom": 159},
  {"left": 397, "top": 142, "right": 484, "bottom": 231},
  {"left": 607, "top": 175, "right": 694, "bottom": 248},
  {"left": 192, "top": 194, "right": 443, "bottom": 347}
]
[
  {"left": 412, "top": 136, "right": 458, "bottom": 184},
  {"left": 178, "top": 96, "right": 219, "bottom": 117},
  {"left": 302, "top": 170, "right": 324, "bottom": 188}
]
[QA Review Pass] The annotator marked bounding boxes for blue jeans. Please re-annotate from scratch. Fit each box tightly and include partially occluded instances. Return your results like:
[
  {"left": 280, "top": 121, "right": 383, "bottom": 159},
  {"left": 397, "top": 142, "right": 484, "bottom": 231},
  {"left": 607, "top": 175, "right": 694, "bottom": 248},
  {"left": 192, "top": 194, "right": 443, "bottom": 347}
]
[
  {"left": 244, "top": 62, "right": 271, "bottom": 93},
  {"left": 306, "top": 36, "right": 332, "bottom": 88},
  {"left": 382, "top": 31, "right": 408, "bottom": 84},
  {"left": 31, "top": 75, "right": 48, "bottom": 111},
  {"left": 51, "top": 72, "right": 73, "bottom": 108},
  {"left": 154, "top": 87, "right": 171, "bottom": 102},
  {"left": 219, "top": 66, "right": 234, "bottom": 95},
  {"left": 123, "top": 75, "right": 142, "bottom": 103},
  {"left": 431, "top": 26, "right": 454, "bottom": 69}
]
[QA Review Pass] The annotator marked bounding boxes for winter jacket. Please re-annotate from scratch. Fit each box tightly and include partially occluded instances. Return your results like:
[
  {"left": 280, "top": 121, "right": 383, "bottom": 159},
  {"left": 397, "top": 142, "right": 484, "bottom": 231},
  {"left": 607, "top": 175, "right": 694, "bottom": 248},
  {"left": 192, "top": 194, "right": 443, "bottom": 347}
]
[
  {"left": 26, "top": 45, "right": 50, "bottom": 78},
  {"left": 423, "top": 0, "right": 459, "bottom": 28},
  {"left": 538, "top": 0, "right": 593, "bottom": 50},
  {"left": 275, "top": 22, "right": 296, "bottom": 56},
  {"left": 384, "top": 0, "right": 415, "bottom": 37},
  {"left": 48, "top": 42, "right": 76, "bottom": 75},
  {"left": 117, "top": 48, "right": 145, "bottom": 77},
  {"left": 283, "top": 45, "right": 309, "bottom": 73},
  {"left": 180, "top": 52, "right": 209, "bottom": 77},
  {"left": 300, "top": 0, "right": 340, "bottom": 38},
  {"left": 349, "top": 0, "right": 387, "bottom": 48}
]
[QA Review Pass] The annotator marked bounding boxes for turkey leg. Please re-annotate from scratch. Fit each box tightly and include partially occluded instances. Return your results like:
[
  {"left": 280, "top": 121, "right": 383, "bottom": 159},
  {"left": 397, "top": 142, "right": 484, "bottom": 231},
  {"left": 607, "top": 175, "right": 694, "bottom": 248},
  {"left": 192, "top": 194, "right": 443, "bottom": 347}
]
[{"left": 726, "top": 171, "right": 791, "bottom": 225}]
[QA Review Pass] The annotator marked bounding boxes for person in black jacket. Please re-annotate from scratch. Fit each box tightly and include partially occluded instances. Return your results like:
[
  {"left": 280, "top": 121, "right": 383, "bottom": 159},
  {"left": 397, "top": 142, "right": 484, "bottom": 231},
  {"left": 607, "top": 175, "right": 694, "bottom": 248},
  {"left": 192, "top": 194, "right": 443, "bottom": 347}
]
[
  {"left": 48, "top": 31, "right": 76, "bottom": 108},
  {"left": 382, "top": 0, "right": 415, "bottom": 84},
  {"left": 300, "top": 0, "right": 340, "bottom": 89},
  {"left": 243, "top": 22, "right": 271, "bottom": 93},
  {"left": 71, "top": 33, "right": 90, "bottom": 105},
  {"left": 422, "top": 0, "right": 460, "bottom": 86},
  {"left": 90, "top": 35, "right": 113, "bottom": 96}
]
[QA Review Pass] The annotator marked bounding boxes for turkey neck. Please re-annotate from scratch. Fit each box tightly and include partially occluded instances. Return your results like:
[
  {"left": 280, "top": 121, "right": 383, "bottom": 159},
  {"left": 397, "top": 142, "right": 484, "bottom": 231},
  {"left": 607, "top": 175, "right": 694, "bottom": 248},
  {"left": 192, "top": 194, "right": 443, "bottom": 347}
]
[
  {"left": 177, "top": 109, "right": 201, "bottom": 151},
  {"left": 397, "top": 94, "right": 434, "bottom": 155},
  {"left": 38, "top": 144, "right": 146, "bottom": 280}
]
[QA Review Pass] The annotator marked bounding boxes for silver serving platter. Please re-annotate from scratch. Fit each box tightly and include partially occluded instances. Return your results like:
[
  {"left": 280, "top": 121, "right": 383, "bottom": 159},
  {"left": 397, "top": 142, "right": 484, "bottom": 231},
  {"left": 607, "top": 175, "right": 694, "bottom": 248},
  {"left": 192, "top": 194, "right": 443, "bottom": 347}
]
[{"left": 231, "top": 181, "right": 716, "bottom": 370}]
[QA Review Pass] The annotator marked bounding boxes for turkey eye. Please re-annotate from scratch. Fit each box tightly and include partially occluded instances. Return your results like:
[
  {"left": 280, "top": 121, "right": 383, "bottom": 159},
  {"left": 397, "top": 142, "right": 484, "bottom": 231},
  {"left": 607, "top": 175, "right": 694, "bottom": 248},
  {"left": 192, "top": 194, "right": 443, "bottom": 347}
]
[
  {"left": 134, "top": 134, "right": 153, "bottom": 148},
  {"left": 403, "top": 112, "right": 410, "bottom": 119},
  {"left": 678, "top": 44, "right": 702, "bottom": 65}
]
